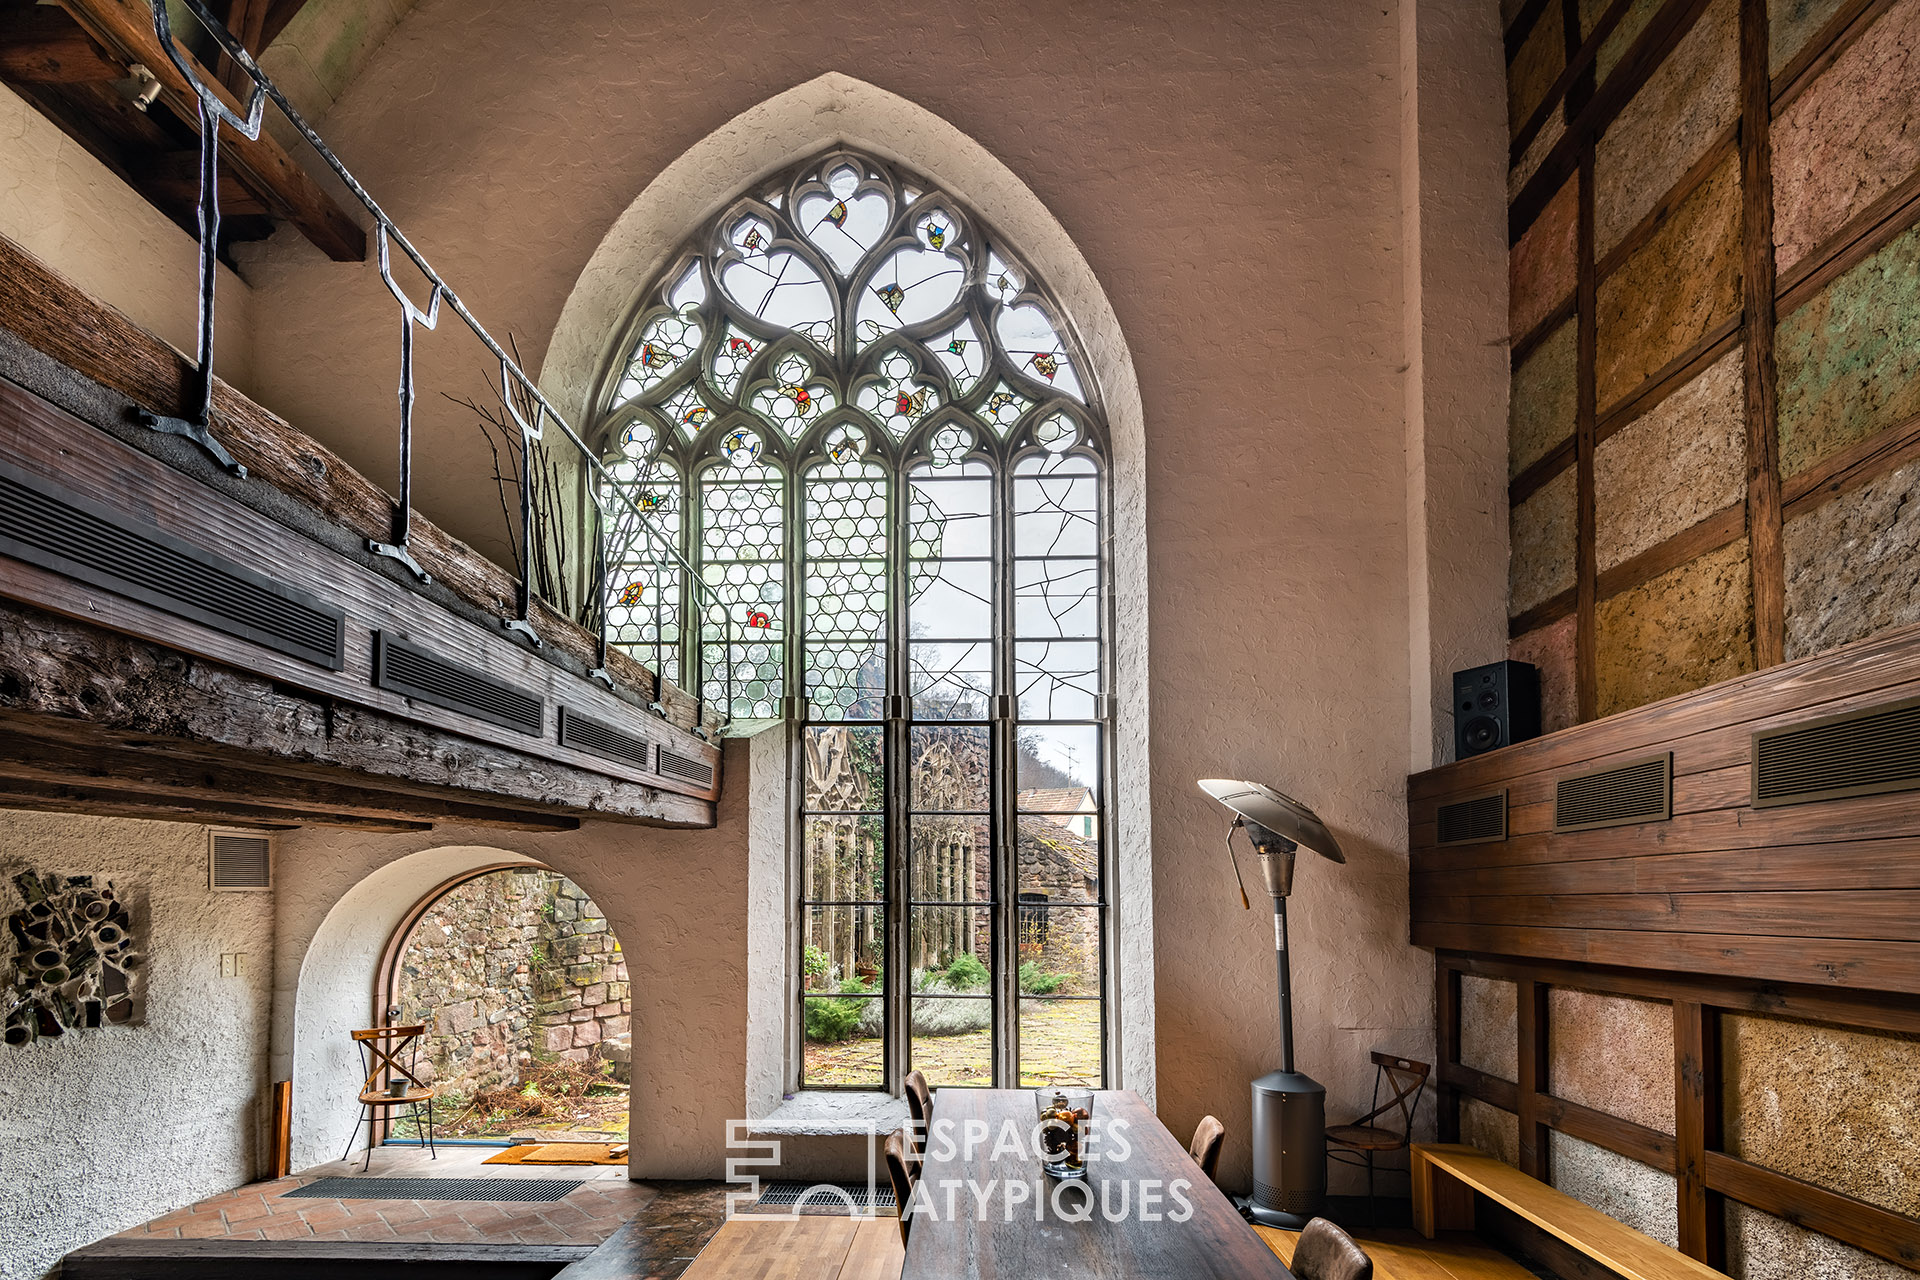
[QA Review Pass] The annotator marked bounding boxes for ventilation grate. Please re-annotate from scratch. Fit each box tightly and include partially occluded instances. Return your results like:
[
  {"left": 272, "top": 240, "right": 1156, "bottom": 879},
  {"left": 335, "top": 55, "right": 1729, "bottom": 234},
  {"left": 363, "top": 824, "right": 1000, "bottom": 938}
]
[
  {"left": 558, "top": 706, "right": 653, "bottom": 771},
  {"left": 658, "top": 747, "right": 714, "bottom": 788},
  {"left": 749, "top": 1181, "right": 897, "bottom": 1213},
  {"left": 0, "top": 462, "right": 344, "bottom": 669},
  {"left": 1554, "top": 754, "right": 1671, "bottom": 833},
  {"left": 282, "top": 1177, "right": 584, "bottom": 1203},
  {"left": 1753, "top": 697, "right": 1920, "bottom": 808},
  {"left": 209, "top": 830, "right": 272, "bottom": 890},
  {"left": 1435, "top": 792, "right": 1507, "bottom": 846},
  {"left": 374, "top": 632, "right": 543, "bottom": 735}
]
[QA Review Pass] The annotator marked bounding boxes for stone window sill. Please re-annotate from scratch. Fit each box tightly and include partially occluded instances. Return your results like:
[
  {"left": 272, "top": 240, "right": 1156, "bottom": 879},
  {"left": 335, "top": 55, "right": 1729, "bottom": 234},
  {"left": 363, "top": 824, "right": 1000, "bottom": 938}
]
[{"left": 751, "top": 1092, "right": 910, "bottom": 1136}]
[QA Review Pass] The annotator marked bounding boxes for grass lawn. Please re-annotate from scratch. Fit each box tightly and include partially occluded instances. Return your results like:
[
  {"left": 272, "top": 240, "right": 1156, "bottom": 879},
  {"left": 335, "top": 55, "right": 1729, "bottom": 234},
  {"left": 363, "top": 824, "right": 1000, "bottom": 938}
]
[{"left": 804, "top": 999, "right": 1101, "bottom": 1088}]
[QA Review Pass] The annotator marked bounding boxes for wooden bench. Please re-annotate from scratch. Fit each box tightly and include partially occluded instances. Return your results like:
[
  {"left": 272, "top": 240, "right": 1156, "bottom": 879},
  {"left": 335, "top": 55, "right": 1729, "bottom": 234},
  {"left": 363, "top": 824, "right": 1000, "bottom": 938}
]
[{"left": 1412, "top": 1143, "right": 1727, "bottom": 1280}]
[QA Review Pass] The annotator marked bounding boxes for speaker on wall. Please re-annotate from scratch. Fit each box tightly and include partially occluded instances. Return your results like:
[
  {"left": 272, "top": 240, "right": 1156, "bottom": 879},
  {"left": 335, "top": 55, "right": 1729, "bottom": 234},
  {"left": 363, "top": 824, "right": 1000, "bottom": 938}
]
[{"left": 1453, "top": 660, "right": 1540, "bottom": 759}]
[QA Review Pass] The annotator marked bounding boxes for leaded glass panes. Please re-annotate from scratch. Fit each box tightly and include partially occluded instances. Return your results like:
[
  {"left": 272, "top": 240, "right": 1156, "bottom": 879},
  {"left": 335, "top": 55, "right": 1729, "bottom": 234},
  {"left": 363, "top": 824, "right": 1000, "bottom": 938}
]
[{"left": 593, "top": 149, "right": 1111, "bottom": 1092}]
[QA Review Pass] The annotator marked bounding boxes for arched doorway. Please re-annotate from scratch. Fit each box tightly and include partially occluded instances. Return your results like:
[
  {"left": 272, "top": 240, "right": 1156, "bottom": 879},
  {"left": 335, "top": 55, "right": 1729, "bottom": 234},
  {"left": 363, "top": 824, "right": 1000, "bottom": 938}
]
[{"left": 375, "top": 864, "right": 632, "bottom": 1143}]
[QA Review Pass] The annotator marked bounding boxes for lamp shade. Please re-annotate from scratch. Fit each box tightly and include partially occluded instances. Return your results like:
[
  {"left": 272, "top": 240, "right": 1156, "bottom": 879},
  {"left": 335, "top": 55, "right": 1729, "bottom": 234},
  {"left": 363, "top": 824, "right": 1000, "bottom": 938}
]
[{"left": 1197, "top": 779, "right": 1346, "bottom": 863}]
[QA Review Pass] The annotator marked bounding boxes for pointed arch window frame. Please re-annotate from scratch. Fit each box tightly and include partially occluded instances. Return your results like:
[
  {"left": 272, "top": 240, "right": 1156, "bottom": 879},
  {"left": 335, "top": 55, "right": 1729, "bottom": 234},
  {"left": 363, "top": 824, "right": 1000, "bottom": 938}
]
[{"left": 591, "top": 147, "right": 1115, "bottom": 1093}]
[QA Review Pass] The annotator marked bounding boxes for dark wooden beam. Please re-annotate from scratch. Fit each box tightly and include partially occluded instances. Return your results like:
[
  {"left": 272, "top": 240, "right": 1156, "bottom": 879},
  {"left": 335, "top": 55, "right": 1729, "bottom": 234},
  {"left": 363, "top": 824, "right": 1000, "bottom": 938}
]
[
  {"left": 0, "top": 778, "right": 429, "bottom": 831},
  {"left": 0, "top": 597, "right": 713, "bottom": 828},
  {"left": 257, "top": 0, "right": 312, "bottom": 49},
  {"left": 1673, "top": 1000, "right": 1724, "bottom": 1267},
  {"left": 215, "top": 0, "right": 270, "bottom": 98},
  {"left": 0, "top": 733, "right": 584, "bottom": 832},
  {"left": 126, "top": 147, "right": 269, "bottom": 216},
  {"left": 1740, "top": 0, "right": 1786, "bottom": 670},
  {"left": 52, "top": 0, "right": 365, "bottom": 262},
  {"left": 1574, "top": 145, "right": 1598, "bottom": 721},
  {"left": 1516, "top": 977, "right": 1550, "bottom": 1179},
  {"left": 1704, "top": 1151, "right": 1920, "bottom": 1272},
  {"left": 0, "top": 4, "right": 122, "bottom": 81}
]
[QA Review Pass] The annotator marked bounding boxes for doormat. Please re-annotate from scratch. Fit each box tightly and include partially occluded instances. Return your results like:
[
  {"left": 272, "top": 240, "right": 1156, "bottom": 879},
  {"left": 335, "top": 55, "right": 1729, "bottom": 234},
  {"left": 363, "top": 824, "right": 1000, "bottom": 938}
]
[
  {"left": 735, "top": 1181, "right": 898, "bottom": 1214},
  {"left": 282, "top": 1177, "right": 585, "bottom": 1203},
  {"left": 485, "top": 1142, "right": 628, "bottom": 1166}
]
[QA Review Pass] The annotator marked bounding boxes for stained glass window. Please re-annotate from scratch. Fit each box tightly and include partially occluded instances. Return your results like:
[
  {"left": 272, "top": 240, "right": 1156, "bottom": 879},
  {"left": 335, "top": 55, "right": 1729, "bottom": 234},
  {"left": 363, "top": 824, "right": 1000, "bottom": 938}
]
[{"left": 597, "top": 149, "right": 1109, "bottom": 1092}]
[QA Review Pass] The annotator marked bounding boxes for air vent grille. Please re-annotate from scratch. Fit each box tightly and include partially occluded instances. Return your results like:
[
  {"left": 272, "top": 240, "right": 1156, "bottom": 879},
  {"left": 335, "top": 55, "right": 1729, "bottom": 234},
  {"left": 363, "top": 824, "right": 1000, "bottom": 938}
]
[
  {"left": 0, "top": 462, "right": 344, "bottom": 669},
  {"left": 1436, "top": 792, "right": 1507, "bottom": 846},
  {"left": 1753, "top": 698, "right": 1920, "bottom": 808},
  {"left": 658, "top": 747, "right": 715, "bottom": 789},
  {"left": 374, "top": 632, "right": 543, "bottom": 735},
  {"left": 209, "top": 830, "right": 272, "bottom": 891},
  {"left": 1554, "top": 754, "right": 1671, "bottom": 833},
  {"left": 558, "top": 707, "right": 653, "bottom": 771}
]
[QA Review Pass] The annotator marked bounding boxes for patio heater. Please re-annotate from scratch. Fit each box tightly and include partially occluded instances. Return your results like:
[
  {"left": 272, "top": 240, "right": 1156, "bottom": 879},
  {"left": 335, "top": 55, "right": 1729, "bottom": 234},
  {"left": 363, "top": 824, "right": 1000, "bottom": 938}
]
[{"left": 1199, "top": 779, "right": 1346, "bottom": 1229}]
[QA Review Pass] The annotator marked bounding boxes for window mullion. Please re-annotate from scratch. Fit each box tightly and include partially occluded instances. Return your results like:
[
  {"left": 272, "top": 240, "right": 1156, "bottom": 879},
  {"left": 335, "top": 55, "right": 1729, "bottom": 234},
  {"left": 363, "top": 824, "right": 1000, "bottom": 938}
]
[{"left": 992, "top": 458, "right": 1018, "bottom": 1088}]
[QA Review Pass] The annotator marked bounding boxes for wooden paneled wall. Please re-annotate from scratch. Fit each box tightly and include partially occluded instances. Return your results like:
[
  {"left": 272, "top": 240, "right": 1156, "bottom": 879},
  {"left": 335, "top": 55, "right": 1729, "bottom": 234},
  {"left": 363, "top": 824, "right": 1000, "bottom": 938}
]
[
  {"left": 1504, "top": 0, "right": 1920, "bottom": 728},
  {"left": 1410, "top": 619, "right": 1920, "bottom": 1271}
]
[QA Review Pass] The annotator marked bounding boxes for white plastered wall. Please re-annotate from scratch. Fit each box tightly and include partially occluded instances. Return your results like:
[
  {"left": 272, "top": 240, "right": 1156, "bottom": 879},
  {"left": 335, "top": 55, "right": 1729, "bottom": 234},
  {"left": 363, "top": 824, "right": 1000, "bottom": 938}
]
[{"left": 0, "top": 813, "right": 274, "bottom": 1280}]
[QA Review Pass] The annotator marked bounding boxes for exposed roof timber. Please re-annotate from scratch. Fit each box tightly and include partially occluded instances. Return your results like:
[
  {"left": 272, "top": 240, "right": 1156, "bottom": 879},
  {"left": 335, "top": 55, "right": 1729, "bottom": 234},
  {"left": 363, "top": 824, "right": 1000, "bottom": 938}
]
[
  {"left": 213, "top": 0, "right": 269, "bottom": 97},
  {"left": 256, "top": 0, "right": 313, "bottom": 49},
  {"left": 0, "top": 731, "right": 586, "bottom": 832},
  {"left": 0, "top": 5, "right": 122, "bottom": 81},
  {"left": 48, "top": 0, "right": 365, "bottom": 261},
  {"left": 0, "top": 778, "right": 434, "bottom": 831}
]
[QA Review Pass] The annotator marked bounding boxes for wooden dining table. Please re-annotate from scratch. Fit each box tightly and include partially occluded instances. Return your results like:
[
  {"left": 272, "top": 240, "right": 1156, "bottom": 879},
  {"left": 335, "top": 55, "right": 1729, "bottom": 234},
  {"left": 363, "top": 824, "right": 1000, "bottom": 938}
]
[{"left": 902, "top": 1089, "right": 1295, "bottom": 1278}]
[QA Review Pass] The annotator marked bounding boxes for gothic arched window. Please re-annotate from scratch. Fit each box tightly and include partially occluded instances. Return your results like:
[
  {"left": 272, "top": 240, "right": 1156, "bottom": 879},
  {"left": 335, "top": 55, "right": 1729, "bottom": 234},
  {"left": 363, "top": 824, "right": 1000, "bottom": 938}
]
[{"left": 596, "top": 149, "right": 1109, "bottom": 1091}]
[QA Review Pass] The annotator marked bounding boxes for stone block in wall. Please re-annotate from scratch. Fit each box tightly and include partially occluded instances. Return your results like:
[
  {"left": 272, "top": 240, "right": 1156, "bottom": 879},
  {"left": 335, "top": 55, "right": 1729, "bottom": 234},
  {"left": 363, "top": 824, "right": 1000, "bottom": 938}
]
[
  {"left": 601, "top": 1015, "right": 630, "bottom": 1038},
  {"left": 1776, "top": 221, "right": 1920, "bottom": 479},
  {"left": 1783, "top": 457, "right": 1920, "bottom": 658},
  {"left": 1548, "top": 1131, "right": 1680, "bottom": 1248},
  {"left": 543, "top": 1024, "right": 572, "bottom": 1053},
  {"left": 1461, "top": 975, "right": 1519, "bottom": 1083},
  {"left": 553, "top": 896, "right": 578, "bottom": 922},
  {"left": 1771, "top": 0, "right": 1853, "bottom": 76},
  {"left": 1547, "top": 988, "right": 1675, "bottom": 1133},
  {"left": 574, "top": 1021, "right": 602, "bottom": 1048},
  {"left": 1511, "top": 468, "right": 1577, "bottom": 617},
  {"left": 1722, "top": 1013, "right": 1920, "bottom": 1217},
  {"left": 1460, "top": 1097, "right": 1520, "bottom": 1166},
  {"left": 576, "top": 917, "right": 607, "bottom": 935},
  {"left": 1726, "top": 1200, "right": 1920, "bottom": 1280},
  {"left": 568, "top": 962, "right": 606, "bottom": 987},
  {"left": 1595, "top": 537, "right": 1755, "bottom": 717},
  {"left": 1510, "top": 3, "right": 1566, "bottom": 138},
  {"left": 1595, "top": 0, "right": 1740, "bottom": 257},
  {"left": 1512, "top": 180, "right": 1578, "bottom": 341},
  {"left": 1597, "top": 152, "right": 1744, "bottom": 411},
  {"left": 1510, "top": 614, "right": 1578, "bottom": 734},
  {"left": 1511, "top": 321, "right": 1577, "bottom": 479},
  {"left": 1594, "top": 344, "right": 1746, "bottom": 571},
  {"left": 582, "top": 983, "right": 607, "bottom": 1007},
  {"left": 1773, "top": 0, "right": 1920, "bottom": 273}
]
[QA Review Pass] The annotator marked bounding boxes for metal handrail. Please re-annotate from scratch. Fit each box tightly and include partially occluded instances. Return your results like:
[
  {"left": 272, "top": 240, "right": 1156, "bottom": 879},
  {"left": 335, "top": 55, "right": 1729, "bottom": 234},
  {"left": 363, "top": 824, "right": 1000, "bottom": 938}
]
[{"left": 147, "top": 0, "right": 731, "bottom": 733}]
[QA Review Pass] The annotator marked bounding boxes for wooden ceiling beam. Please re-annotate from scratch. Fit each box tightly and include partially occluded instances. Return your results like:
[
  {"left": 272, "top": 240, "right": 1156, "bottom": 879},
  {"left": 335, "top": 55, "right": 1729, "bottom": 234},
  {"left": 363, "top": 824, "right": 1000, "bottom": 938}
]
[
  {"left": 0, "top": 734, "right": 587, "bottom": 833},
  {"left": 0, "top": 778, "right": 433, "bottom": 832},
  {"left": 52, "top": 0, "right": 365, "bottom": 262},
  {"left": 214, "top": 0, "right": 269, "bottom": 99},
  {"left": 126, "top": 147, "right": 271, "bottom": 216},
  {"left": 256, "top": 0, "right": 312, "bottom": 50},
  {"left": 0, "top": 5, "right": 123, "bottom": 82}
]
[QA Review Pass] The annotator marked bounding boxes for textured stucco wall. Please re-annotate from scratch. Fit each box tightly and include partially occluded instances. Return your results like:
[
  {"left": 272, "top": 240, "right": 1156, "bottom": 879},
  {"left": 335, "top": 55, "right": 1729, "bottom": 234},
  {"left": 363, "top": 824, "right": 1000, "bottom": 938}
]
[
  {"left": 1784, "top": 456, "right": 1920, "bottom": 658},
  {"left": 0, "top": 83, "right": 256, "bottom": 396},
  {"left": 1547, "top": 987, "right": 1674, "bottom": 1133},
  {"left": 1727, "top": 1200, "right": 1920, "bottom": 1280},
  {"left": 1723, "top": 1013, "right": 1920, "bottom": 1219},
  {"left": 1596, "top": 536, "right": 1756, "bottom": 717},
  {"left": 214, "top": 0, "right": 1508, "bottom": 1197},
  {"left": 1460, "top": 1095, "right": 1520, "bottom": 1165},
  {"left": 1549, "top": 1130, "right": 1680, "bottom": 1247},
  {"left": 1460, "top": 973, "right": 1518, "bottom": 1082},
  {"left": 0, "top": 812, "right": 273, "bottom": 1280}
]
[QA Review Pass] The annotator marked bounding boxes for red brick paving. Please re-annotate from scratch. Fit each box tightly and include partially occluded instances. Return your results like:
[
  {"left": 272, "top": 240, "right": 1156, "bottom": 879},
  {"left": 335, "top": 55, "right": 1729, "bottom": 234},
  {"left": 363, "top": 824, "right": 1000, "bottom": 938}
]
[{"left": 115, "top": 1165, "right": 654, "bottom": 1248}]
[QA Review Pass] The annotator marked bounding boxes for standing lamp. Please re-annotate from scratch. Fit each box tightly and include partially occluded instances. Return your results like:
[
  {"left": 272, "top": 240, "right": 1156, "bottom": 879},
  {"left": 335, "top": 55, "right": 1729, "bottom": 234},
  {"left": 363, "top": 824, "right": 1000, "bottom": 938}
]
[{"left": 1199, "top": 778, "right": 1347, "bottom": 1228}]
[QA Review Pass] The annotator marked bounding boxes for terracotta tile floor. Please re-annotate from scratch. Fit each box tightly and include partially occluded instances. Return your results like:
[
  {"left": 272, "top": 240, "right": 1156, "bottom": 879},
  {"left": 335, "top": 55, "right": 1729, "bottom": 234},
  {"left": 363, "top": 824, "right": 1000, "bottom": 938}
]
[{"left": 116, "top": 1146, "right": 652, "bottom": 1247}]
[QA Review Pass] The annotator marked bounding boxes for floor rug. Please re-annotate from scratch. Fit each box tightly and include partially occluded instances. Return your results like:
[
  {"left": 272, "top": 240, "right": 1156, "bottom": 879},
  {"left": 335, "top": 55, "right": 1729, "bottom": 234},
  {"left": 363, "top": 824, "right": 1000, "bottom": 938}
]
[{"left": 484, "top": 1142, "right": 628, "bottom": 1166}]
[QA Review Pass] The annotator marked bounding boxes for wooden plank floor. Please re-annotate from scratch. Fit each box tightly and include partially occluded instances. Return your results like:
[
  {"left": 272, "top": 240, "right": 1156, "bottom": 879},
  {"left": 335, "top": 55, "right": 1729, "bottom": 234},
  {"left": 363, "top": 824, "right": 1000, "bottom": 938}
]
[
  {"left": 675, "top": 1216, "right": 903, "bottom": 1280},
  {"left": 1257, "top": 1225, "right": 1538, "bottom": 1280}
]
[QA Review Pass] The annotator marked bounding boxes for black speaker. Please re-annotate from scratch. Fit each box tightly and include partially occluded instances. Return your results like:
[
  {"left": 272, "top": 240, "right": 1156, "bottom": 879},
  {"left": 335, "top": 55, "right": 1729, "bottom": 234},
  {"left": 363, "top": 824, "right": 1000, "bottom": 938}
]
[{"left": 1453, "top": 660, "right": 1540, "bottom": 759}]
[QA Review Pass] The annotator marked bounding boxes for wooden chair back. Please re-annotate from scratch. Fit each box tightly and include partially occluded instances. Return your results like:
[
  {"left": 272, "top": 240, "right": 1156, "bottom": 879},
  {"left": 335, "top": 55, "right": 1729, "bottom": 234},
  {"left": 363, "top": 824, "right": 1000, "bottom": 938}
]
[
  {"left": 1188, "top": 1114, "right": 1225, "bottom": 1183},
  {"left": 1350, "top": 1051, "right": 1429, "bottom": 1143},
  {"left": 1291, "top": 1217, "right": 1373, "bottom": 1280},
  {"left": 903, "top": 1069, "right": 933, "bottom": 1169},
  {"left": 884, "top": 1126, "right": 916, "bottom": 1247},
  {"left": 351, "top": 1024, "right": 430, "bottom": 1102}
]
